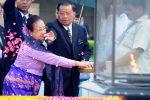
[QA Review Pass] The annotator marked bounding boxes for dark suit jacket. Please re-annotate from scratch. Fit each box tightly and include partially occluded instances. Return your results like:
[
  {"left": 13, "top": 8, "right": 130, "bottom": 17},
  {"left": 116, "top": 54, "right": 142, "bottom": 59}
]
[
  {"left": 45, "top": 20, "right": 91, "bottom": 96},
  {"left": 2, "top": 0, "right": 31, "bottom": 75}
]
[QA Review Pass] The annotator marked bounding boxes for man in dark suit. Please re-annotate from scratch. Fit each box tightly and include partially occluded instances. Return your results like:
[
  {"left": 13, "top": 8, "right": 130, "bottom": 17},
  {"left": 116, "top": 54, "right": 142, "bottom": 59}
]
[
  {"left": 1, "top": 0, "right": 32, "bottom": 94},
  {"left": 44, "top": 1, "right": 91, "bottom": 96}
]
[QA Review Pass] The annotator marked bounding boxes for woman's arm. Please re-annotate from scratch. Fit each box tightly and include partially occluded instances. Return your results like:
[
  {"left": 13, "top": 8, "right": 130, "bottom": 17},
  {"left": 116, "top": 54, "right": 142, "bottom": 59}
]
[{"left": 26, "top": 45, "right": 93, "bottom": 68}]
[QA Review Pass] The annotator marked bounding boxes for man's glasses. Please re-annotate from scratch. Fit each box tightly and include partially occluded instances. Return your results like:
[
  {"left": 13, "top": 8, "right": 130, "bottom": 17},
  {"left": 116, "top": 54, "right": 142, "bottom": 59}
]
[{"left": 58, "top": 12, "right": 73, "bottom": 17}]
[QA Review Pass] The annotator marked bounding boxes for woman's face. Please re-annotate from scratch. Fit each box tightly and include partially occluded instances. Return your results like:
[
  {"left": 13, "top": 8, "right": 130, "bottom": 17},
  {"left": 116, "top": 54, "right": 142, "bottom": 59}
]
[{"left": 31, "top": 19, "right": 46, "bottom": 41}]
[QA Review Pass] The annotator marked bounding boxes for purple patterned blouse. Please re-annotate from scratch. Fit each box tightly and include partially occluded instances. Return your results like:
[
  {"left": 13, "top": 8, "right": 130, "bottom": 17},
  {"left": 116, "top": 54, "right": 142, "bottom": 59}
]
[{"left": 14, "top": 41, "right": 75, "bottom": 76}]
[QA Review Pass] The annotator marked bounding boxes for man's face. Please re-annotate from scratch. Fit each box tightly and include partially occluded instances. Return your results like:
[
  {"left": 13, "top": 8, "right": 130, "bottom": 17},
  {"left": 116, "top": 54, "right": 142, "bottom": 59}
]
[
  {"left": 116, "top": 0, "right": 124, "bottom": 14},
  {"left": 16, "top": 0, "right": 32, "bottom": 13},
  {"left": 57, "top": 5, "right": 75, "bottom": 26},
  {"left": 124, "top": 4, "right": 140, "bottom": 20}
]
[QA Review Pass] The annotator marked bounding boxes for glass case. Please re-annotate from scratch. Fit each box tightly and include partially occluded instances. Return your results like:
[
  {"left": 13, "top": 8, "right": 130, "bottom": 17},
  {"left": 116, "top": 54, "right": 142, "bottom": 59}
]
[{"left": 93, "top": 0, "right": 150, "bottom": 96}]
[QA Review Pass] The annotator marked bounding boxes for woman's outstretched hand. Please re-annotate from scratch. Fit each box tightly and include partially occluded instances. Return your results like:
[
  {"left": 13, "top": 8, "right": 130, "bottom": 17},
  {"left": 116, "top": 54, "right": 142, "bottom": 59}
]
[{"left": 75, "top": 61, "right": 94, "bottom": 68}]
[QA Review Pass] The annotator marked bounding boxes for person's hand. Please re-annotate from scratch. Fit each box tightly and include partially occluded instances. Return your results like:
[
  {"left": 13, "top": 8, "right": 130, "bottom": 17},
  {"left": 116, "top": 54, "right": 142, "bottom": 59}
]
[
  {"left": 44, "top": 31, "right": 55, "bottom": 42},
  {"left": 76, "top": 61, "right": 93, "bottom": 68}
]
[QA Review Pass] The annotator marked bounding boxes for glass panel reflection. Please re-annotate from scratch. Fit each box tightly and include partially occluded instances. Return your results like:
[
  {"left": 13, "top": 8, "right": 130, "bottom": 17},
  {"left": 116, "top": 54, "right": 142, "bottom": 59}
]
[{"left": 95, "top": 0, "right": 150, "bottom": 83}]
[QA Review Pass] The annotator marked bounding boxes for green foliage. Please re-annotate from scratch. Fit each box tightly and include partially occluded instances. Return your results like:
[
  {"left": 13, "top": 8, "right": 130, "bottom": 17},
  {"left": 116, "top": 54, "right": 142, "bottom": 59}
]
[
  {"left": 88, "top": 40, "right": 94, "bottom": 49},
  {"left": 88, "top": 40, "right": 94, "bottom": 61}
]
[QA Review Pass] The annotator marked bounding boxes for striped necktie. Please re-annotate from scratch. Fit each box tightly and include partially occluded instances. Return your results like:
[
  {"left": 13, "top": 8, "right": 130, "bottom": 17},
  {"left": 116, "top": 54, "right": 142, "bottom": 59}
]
[{"left": 67, "top": 27, "right": 72, "bottom": 42}]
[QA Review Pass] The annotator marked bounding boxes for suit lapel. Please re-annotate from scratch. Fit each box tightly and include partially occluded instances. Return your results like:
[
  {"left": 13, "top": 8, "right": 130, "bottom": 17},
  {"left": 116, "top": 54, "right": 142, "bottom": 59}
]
[
  {"left": 72, "top": 23, "right": 78, "bottom": 51},
  {"left": 15, "top": 9, "right": 23, "bottom": 36},
  {"left": 16, "top": 9, "right": 32, "bottom": 39},
  {"left": 53, "top": 21, "right": 72, "bottom": 53}
]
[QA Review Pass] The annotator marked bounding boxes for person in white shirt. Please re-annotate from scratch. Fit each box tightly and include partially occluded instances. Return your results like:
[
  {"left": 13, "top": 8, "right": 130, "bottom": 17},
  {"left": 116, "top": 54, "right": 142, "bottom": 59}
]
[
  {"left": 115, "top": 0, "right": 150, "bottom": 74},
  {"left": 104, "top": 0, "right": 132, "bottom": 60}
]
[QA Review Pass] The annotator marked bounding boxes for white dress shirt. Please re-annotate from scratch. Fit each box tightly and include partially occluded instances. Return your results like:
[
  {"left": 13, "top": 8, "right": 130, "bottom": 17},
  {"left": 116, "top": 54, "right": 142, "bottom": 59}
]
[{"left": 63, "top": 23, "right": 73, "bottom": 37}]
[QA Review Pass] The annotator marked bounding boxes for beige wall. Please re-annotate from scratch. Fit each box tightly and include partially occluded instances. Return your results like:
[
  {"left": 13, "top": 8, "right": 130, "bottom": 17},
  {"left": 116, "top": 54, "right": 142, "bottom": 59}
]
[
  {"left": 34, "top": 0, "right": 58, "bottom": 23},
  {"left": 0, "top": 0, "right": 4, "bottom": 4},
  {"left": 29, "top": 3, "right": 39, "bottom": 15},
  {"left": 0, "top": 9, "right": 3, "bottom": 26},
  {"left": 0, "top": 0, "right": 4, "bottom": 26}
]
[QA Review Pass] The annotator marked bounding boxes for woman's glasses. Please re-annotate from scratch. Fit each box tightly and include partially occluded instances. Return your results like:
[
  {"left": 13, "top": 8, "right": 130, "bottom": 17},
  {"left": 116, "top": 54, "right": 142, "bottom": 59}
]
[{"left": 35, "top": 26, "right": 47, "bottom": 33}]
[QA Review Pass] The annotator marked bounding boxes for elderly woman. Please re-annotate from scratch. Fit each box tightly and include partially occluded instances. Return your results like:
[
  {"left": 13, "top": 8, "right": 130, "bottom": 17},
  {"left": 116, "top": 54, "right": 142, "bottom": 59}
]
[{"left": 2, "top": 15, "right": 93, "bottom": 96}]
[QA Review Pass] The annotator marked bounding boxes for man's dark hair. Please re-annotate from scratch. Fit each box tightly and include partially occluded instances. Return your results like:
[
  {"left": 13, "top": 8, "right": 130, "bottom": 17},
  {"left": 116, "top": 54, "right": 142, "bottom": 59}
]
[
  {"left": 123, "top": 0, "right": 146, "bottom": 10},
  {"left": 56, "top": 1, "right": 76, "bottom": 12},
  {"left": 26, "top": 15, "right": 42, "bottom": 32}
]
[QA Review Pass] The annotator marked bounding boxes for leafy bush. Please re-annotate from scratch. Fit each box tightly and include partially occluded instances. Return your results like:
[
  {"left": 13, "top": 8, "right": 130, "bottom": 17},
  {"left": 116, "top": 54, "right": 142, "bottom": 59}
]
[{"left": 88, "top": 40, "right": 94, "bottom": 61}]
